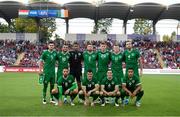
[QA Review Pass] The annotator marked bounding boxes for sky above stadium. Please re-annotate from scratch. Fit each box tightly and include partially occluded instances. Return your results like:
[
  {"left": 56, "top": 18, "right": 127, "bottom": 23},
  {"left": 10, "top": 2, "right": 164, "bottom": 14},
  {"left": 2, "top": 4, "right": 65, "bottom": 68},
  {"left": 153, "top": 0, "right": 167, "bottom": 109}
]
[{"left": 0, "top": 0, "right": 180, "bottom": 40}]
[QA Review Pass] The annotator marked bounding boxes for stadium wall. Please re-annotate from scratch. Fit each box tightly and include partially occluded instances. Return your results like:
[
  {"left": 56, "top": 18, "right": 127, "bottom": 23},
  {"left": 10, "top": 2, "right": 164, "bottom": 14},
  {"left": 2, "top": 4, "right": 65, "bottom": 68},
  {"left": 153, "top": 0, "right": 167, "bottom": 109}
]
[
  {"left": 0, "top": 66, "right": 180, "bottom": 74},
  {"left": 176, "top": 35, "right": 180, "bottom": 42},
  {"left": 0, "top": 33, "right": 38, "bottom": 42},
  {"left": 65, "top": 34, "right": 127, "bottom": 42}
]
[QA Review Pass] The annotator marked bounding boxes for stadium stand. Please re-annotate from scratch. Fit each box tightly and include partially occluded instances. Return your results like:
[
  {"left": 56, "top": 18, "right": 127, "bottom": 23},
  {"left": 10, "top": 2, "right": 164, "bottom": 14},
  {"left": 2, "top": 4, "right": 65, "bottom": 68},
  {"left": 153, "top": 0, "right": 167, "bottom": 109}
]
[
  {"left": 19, "top": 42, "right": 47, "bottom": 67},
  {"left": 0, "top": 40, "right": 18, "bottom": 66},
  {"left": 0, "top": 40, "right": 179, "bottom": 69}
]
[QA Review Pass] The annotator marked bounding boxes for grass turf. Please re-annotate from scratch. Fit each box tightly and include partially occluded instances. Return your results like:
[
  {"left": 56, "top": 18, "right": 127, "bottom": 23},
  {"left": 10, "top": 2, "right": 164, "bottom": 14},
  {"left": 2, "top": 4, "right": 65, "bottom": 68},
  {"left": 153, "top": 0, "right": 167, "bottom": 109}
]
[{"left": 0, "top": 72, "right": 180, "bottom": 116}]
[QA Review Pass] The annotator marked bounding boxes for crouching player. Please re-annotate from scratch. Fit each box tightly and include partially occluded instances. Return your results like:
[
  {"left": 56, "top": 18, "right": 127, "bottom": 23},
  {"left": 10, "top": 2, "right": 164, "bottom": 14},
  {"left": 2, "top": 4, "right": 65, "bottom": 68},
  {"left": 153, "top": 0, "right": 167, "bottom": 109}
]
[
  {"left": 100, "top": 69, "right": 120, "bottom": 107},
  {"left": 121, "top": 68, "right": 144, "bottom": 107},
  {"left": 51, "top": 68, "right": 78, "bottom": 106},
  {"left": 79, "top": 69, "right": 99, "bottom": 106}
]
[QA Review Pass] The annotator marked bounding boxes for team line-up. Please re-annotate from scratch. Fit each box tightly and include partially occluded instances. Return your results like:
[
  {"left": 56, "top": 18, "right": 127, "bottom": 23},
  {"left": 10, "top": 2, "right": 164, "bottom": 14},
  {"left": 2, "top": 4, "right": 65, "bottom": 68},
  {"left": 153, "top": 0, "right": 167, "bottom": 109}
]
[{"left": 39, "top": 40, "right": 144, "bottom": 107}]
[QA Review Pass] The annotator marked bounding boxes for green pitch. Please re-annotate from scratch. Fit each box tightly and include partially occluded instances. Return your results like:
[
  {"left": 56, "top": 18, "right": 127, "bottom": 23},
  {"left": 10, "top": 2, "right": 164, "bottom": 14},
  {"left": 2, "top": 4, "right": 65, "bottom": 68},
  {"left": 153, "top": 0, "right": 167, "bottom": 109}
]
[{"left": 0, "top": 72, "right": 180, "bottom": 116}]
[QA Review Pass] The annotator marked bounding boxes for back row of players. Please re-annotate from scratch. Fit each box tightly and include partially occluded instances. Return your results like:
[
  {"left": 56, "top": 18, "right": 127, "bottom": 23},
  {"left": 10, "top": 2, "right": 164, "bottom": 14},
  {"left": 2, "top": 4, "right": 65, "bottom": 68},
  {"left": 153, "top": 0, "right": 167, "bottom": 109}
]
[{"left": 39, "top": 40, "right": 144, "bottom": 107}]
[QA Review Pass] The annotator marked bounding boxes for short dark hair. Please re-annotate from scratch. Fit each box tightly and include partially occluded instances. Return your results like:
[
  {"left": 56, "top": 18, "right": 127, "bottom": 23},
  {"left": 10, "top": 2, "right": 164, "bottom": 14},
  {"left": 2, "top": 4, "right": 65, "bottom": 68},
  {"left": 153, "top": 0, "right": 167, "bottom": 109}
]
[
  {"left": 113, "top": 44, "right": 119, "bottom": 47},
  {"left": 63, "top": 41, "right": 68, "bottom": 45},
  {"left": 100, "top": 41, "right": 107, "bottom": 45},
  {"left": 107, "top": 68, "right": 112, "bottom": 72},
  {"left": 48, "top": 40, "right": 54, "bottom": 45},
  {"left": 87, "top": 69, "right": 93, "bottom": 73},
  {"left": 73, "top": 41, "right": 79, "bottom": 45},
  {"left": 86, "top": 41, "right": 92, "bottom": 46},
  {"left": 126, "top": 40, "right": 133, "bottom": 44},
  {"left": 63, "top": 44, "right": 68, "bottom": 47},
  {"left": 63, "top": 67, "right": 69, "bottom": 70},
  {"left": 128, "top": 67, "right": 134, "bottom": 71}
]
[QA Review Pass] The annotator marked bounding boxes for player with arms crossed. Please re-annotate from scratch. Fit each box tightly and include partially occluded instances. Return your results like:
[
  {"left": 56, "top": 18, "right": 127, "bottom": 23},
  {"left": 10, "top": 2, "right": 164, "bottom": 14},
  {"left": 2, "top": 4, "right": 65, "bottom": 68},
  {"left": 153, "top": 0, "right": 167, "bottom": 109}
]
[
  {"left": 39, "top": 41, "right": 57, "bottom": 104},
  {"left": 79, "top": 69, "right": 99, "bottom": 106},
  {"left": 51, "top": 68, "right": 78, "bottom": 106}
]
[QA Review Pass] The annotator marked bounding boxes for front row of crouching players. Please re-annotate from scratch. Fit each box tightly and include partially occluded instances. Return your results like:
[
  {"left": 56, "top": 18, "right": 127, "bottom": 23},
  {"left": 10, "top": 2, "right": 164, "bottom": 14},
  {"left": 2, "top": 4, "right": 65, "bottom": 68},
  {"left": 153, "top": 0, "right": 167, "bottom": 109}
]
[{"left": 51, "top": 68, "right": 144, "bottom": 107}]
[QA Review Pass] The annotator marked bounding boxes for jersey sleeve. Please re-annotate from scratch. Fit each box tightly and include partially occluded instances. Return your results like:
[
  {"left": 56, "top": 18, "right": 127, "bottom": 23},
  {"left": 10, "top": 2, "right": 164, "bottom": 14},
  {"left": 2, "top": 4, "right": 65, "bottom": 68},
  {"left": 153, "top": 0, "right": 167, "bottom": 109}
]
[
  {"left": 122, "top": 51, "right": 126, "bottom": 62},
  {"left": 40, "top": 51, "right": 46, "bottom": 61},
  {"left": 107, "top": 51, "right": 111, "bottom": 61},
  {"left": 57, "top": 77, "right": 63, "bottom": 86},
  {"left": 114, "top": 77, "right": 118, "bottom": 85},
  {"left": 122, "top": 77, "right": 127, "bottom": 85},
  {"left": 80, "top": 52, "right": 83, "bottom": 60},
  {"left": 136, "top": 49, "right": 140, "bottom": 59},
  {"left": 96, "top": 50, "right": 99, "bottom": 61},
  {"left": 109, "top": 52, "right": 113, "bottom": 61},
  {"left": 120, "top": 75, "right": 124, "bottom": 84},
  {"left": 82, "top": 51, "right": 85, "bottom": 61},
  {"left": 55, "top": 51, "right": 57, "bottom": 60},
  {"left": 69, "top": 51, "right": 73, "bottom": 62},
  {"left": 94, "top": 51, "right": 98, "bottom": 59},
  {"left": 82, "top": 78, "right": 87, "bottom": 86},
  {"left": 56, "top": 52, "right": 59, "bottom": 60},
  {"left": 70, "top": 75, "right": 75, "bottom": 83},
  {"left": 101, "top": 78, "right": 106, "bottom": 85},
  {"left": 93, "top": 77, "right": 99, "bottom": 84},
  {"left": 135, "top": 76, "right": 141, "bottom": 86}
]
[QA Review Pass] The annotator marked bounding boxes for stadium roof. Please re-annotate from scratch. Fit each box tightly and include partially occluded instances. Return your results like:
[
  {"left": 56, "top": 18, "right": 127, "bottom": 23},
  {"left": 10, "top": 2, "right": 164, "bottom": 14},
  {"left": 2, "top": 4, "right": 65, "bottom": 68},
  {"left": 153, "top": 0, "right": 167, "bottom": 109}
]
[
  {"left": 0, "top": 1, "right": 180, "bottom": 23},
  {"left": 0, "top": 1, "right": 25, "bottom": 23}
]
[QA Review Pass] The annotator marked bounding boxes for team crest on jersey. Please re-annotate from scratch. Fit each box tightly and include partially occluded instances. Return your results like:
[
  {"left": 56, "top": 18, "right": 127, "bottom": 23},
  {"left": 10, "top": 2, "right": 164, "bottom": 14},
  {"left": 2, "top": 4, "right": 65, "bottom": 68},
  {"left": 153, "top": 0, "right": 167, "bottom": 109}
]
[
  {"left": 68, "top": 80, "right": 71, "bottom": 83},
  {"left": 51, "top": 55, "right": 53, "bottom": 61},
  {"left": 101, "top": 54, "right": 106, "bottom": 59},
  {"left": 78, "top": 53, "right": 81, "bottom": 56},
  {"left": 62, "top": 57, "right": 66, "bottom": 62},
  {"left": 115, "top": 57, "right": 118, "bottom": 61},
  {"left": 88, "top": 84, "right": 91, "bottom": 88},
  {"left": 108, "top": 84, "right": 111, "bottom": 88},
  {"left": 65, "top": 82, "right": 68, "bottom": 87},
  {"left": 132, "top": 80, "right": 135, "bottom": 83},
  {"left": 88, "top": 57, "right": 91, "bottom": 62}
]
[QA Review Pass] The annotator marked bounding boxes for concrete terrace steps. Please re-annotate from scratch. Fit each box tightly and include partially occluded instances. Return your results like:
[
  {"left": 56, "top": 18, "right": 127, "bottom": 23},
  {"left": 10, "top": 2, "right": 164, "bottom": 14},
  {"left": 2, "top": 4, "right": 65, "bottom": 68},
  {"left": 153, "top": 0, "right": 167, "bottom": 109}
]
[{"left": 14, "top": 52, "right": 25, "bottom": 65}]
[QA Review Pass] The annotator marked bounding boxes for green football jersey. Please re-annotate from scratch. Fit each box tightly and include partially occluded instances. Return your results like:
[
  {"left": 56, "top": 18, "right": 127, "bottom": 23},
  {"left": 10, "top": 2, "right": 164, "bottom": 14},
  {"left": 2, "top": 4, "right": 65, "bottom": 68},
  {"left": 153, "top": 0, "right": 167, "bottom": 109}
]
[
  {"left": 97, "top": 50, "right": 110, "bottom": 71},
  {"left": 101, "top": 77, "right": 118, "bottom": 92},
  {"left": 40, "top": 50, "right": 57, "bottom": 75},
  {"left": 123, "top": 49, "right": 140, "bottom": 67},
  {"left": 110, "top": 52, "right": 124, "bottom": 84},
  {"left": 57, "top": 75, "right": 75, "bottom": 89},
  {"left": 83, "top": 51, "right": 97, "bottom": 71},
  {"left": 57, "top": 51, "right": 70, "bottom": 69},
  {"left": 110, "top": 52, "right": 123, "bottom": 70},
  {"left": 122, "top": 75, "right": 141, "bottom": 91},
  {"left": 82, "top": 77, "right": 98, "bottom": 91}
]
